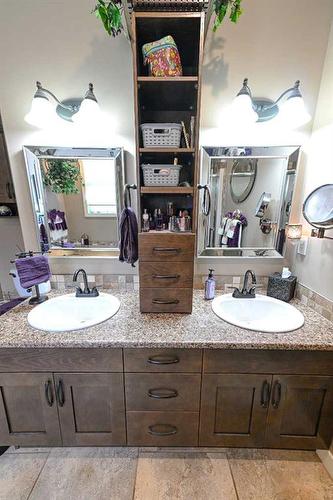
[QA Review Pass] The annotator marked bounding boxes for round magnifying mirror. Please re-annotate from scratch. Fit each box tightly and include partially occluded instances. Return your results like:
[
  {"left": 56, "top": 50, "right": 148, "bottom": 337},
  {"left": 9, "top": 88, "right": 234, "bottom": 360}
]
[
  {"left": 230, "top": 159, "right": 257, "bottom": 204},
  {"left": 303, "top": 184, "right": 333, "bottom": 228}
]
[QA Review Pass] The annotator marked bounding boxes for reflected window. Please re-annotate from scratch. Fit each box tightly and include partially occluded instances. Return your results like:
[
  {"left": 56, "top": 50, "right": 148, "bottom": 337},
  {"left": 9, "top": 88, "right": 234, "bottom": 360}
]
[{"left": 81, "top": 159, "right": 117, "bottom": 217}]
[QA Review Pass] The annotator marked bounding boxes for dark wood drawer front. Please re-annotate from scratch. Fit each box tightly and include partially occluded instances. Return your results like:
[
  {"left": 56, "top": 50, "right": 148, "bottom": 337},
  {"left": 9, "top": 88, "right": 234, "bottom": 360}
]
[
  {"left": 140, "top": 287, "right": 192, "bottom": 313},
  {"left": 0, "top": 349, "right": 123, "bottom": 372},
  {"left": 204, "top": 350, "right": 333, "bottom": 375},
  {"left": 139, "top": 262, "right": 193, "bottom": 288},
  {"left": 127, "top": 411, "right": 199, "bottom": 446},
  {"left": 124, "top": 349, "right": 202, "bottom": 373},
  {"left": 139, "top": 233, "right": 195, "bottom": 262},
  {"left": 125, "top": 373, "right": 201, "bottom": 411}
]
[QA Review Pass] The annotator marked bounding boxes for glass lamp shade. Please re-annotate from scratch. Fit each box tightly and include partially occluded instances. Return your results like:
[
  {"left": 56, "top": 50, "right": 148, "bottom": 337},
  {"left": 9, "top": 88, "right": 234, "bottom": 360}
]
[
  {"left": 24, "top": 96, "right": 58, "bottom": 128},
  {"left": 278, "top": 96, "right": 311, "bottom": 128},
  {"left": 231, "top": 94, "right": 259, "bottom": 124},
  {"left": 72, "top": 98, "right": 101, "bottom": 124},
  {"left": 286, "top": 224, "right": 303, "bottom": 239}
]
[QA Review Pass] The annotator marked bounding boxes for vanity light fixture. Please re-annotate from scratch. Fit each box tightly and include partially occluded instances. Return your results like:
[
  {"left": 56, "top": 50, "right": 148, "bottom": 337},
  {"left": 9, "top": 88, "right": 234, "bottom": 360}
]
[
  {"left": 25, "top": 81, "right": 101, "bottom": 127},
  {"left": 232, "top": 79, "right": 311, "bottom": 127},
  {"left": 286, "top": 224, "right": 303, "bottom": 239}
]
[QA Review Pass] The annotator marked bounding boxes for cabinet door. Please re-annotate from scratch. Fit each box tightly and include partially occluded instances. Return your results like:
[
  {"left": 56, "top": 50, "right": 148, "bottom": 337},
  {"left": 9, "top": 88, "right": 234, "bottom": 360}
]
[
  {"left": 55, "top": 373, "right": 126, "bottom": 446},
  {"left": 0, "top": 373, "right": 61, "bottom": 446},
  {"left": 200, "top": 374, "right": 271, "bottom": 447},
  {"left": 266, "top": 375, "right": 333, "bottom": 450},
  {"left": 0, "top": 134, "right": 14, "bottom": 203}
]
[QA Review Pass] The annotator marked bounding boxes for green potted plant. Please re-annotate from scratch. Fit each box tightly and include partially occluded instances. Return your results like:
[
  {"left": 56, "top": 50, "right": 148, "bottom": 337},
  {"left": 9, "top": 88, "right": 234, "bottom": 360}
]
[
  {"left": 93, "top": 0, "right": 124, "bottom": 37},
  {"left": 43, "top": 160, "right": 82, "bottom": 195},
  {"left": 213, "top": 0, "right": 243, "bottom": 31}
]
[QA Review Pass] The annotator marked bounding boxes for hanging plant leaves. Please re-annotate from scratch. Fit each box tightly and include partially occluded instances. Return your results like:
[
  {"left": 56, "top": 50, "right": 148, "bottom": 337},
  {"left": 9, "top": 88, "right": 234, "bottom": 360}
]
[
  {"left": 93, "top": 0, "right": 123, "bottom": 37},
  {"left": 42, "top": 160, "right": 82, "bottom": 195},
  {"left": 213, "top": 0, "right": 243, "bottom": 31}
]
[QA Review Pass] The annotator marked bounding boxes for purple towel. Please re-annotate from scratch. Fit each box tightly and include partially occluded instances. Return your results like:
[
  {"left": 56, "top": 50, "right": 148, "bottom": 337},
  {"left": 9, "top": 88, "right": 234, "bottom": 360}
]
[
  {"left": 119, "top": 207, "right": 138, "bottom": 267},
  {"left": 15, "top": 256, "right": 51, "bottom": 289}
]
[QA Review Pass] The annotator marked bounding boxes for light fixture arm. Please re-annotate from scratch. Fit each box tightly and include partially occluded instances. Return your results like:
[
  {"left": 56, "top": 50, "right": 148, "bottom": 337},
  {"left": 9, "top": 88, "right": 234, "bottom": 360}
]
[
  {"left": 255, "top": 80, "right": 302, "bottom": 112},
  {"left": 35, "top": 81, "right": 79, "bottom": 112}
]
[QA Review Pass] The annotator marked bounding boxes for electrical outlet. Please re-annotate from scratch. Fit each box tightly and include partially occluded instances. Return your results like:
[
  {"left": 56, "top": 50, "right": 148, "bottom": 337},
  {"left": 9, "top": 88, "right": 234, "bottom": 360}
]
[{"left": 297, "top": 237, "right": 308, "bottom": 256}]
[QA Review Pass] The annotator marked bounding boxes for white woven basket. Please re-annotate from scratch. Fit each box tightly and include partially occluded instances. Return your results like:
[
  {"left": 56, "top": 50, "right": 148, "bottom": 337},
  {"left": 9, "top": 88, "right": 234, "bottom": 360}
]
[
  {"left": 141, "top": 123, "right": 182, "bottom": 148},
  {"left": 141, "top": 164, "right": 182, "bottom": 186}
]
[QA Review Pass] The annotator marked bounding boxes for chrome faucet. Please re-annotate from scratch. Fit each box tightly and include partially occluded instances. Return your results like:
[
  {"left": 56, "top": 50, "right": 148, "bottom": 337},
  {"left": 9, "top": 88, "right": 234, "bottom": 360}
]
[
  {"left": 73, "top": 269, "right": 99, "bottom": 298},
  {"left": 232, "top": 270, "right": 257, "bottom": 299}
]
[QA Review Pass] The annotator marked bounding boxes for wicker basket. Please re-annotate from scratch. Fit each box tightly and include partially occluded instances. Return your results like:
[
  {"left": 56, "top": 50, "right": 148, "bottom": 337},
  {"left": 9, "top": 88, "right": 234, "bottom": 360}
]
[
  {"left": 141, "top": 123, "right": 182, "bottom": 148},
  {"left": 142, "top": 164, "right": 182, "bottom": 186}
]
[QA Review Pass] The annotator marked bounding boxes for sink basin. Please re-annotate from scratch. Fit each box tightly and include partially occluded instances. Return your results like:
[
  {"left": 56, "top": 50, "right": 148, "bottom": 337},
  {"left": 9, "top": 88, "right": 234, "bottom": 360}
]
[
  {"left": 28, "top": 292, "right": 120, "bottom": 332},
  {"left": 212, "top": 293, "right": 304, "bottom": 333}
]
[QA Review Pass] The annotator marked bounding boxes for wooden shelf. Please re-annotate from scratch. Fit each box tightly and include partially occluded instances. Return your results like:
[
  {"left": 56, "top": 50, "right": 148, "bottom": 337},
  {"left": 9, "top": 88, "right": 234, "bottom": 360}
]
[
  {"left": 139, "top": 148, "right": 195, "bottom": 153},
  {"left": 141, "top": 186, "right": 194, "bottom": 195},
  {"left": 138, "top": 76, "right": 198, "bottom": 82}
]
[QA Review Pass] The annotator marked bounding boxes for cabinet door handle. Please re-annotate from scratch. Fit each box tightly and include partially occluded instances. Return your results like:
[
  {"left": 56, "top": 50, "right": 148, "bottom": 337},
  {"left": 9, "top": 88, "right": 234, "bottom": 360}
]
[
  {"left": 152, "top": 247, "right": 180, "bottom": 253},
  {"left": 45, "top": 380, "right": 54, "bottom": 407},
  {"left": 260, "top": 380, "right": 270, "bottom": 408},
  {"left": 148, "top": 388, "right": 178, "bottom": 399},
  {"left": 152, "top": 299, "right": 180, "bottom": 305},
  {"left": 56, "top": 379, "right": 65, "bottom": 407},
  {"left": 152, "top": 274, "right": 180, "bottom": 280},
  {"left": 148, "top": 424, "right": 178, "bottom": 436},
  {"left": 271, "top": 380, "right": 281, "bottom": 409},
  {"left": 147, "top": 355, "right": 180, "bottom": 365}
]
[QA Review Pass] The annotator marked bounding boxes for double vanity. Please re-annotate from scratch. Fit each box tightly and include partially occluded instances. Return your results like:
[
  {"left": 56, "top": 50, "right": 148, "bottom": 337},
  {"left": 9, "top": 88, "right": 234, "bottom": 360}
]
[{"left": 0, "top": 286, "right": 333, "bottom": 451}]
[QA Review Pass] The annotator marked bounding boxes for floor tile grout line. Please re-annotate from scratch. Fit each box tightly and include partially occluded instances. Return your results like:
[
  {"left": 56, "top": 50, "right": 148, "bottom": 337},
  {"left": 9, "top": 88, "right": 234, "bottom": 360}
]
[
  {"left": 26, "top": 450, "right": 50, "bottom": 500},
  {"left": 132, "top": 449, "right": 141, "bottom": 500},
  {"left": 226, "top": 456, "right": 240, "bottom": 500}
]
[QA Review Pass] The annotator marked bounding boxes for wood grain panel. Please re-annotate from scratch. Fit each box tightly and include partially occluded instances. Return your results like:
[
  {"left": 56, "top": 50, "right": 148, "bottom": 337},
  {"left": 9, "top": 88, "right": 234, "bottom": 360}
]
[
  {"left": 140, "top": 287, "right": 193, "bottom": 313},
  {"left": 124, "top": 348, "right": 202, "bottom": 373},
  {"left": 139, "top": 261, "right": 193, "bottom": 288},
  {"left": 125, "top": 373, "right": 201, "bottom": 411},
  {"left": 127, "top": 411, "right": 199, "bottom": 446},
  {"left": 139, "top": 233, "right": 195, "bottom": 262}
]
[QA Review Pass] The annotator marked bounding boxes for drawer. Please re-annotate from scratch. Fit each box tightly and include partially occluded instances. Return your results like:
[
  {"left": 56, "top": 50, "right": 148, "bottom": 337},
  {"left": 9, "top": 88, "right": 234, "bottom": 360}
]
[
  {"left": 127, "top": 411, "right": 199, "bottom": 446},
  {"left": 125, "top": 373, "right": 201, "bottom": 411},
  {"left": 140, "top": 287, "right": 192, "bottom": 313},
  {"left": 0, "top": 348, "right": 123, "bottom": 372},
  {"left": 124, "top": 348, "right": 202, "bottom": 373},
  {"left": 139, "top": 233, "right": 195, "bottom": 262},
  {"left": 139, "top": 262, "right": 193, "bottom": 288},
  {"left": 203, "top": 350, "right": 333, "bottom": 375}
]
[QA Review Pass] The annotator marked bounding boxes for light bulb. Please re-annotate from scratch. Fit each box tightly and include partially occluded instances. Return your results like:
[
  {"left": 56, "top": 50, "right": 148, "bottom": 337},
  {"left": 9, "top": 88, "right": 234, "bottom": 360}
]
[
  {"left": 72, "top": 98, "right": 101, "bottom": 124},
  {"left": 230, "top": 94, "right": 259, "bottom": 124},
  {"left": 24, "top": 96, "right": 58, "bottom": 128},
  {"left": 278, "top": 96, "right": 311, "bottom": 128}
]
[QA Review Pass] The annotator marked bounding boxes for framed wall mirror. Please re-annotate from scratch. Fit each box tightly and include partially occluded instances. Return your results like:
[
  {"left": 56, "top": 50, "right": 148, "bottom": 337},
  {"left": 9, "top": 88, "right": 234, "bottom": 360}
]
[
  {"left": 23, "top": 146, "right": 125, "bottom": 256},
  {"left": 198, "top": 146, "right": 300, "bottom": 258}
]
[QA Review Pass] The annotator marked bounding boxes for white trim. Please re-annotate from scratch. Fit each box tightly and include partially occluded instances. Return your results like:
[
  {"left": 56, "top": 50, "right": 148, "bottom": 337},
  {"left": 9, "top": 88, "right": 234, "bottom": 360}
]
[{"left": 317, "top": 449, "right": 333, "bottom": 479}]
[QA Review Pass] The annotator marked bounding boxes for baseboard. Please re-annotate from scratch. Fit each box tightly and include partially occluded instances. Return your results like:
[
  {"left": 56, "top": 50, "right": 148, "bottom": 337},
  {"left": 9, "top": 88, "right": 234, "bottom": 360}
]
[{"left": 317, "top": 449, "right": 333, "bottom": 479}]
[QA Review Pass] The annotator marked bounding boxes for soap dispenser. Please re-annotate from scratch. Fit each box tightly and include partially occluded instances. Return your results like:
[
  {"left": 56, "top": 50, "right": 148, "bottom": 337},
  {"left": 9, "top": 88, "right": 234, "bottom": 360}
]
[{"left": 204, "top": 269, "right": 215, "bottom": 300}]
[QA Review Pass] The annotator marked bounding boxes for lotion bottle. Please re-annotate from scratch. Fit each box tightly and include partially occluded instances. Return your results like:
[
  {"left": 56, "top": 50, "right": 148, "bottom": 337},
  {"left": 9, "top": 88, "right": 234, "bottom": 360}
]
[{"left": 204, "top": 269, "right": 215, "bottom": 300}]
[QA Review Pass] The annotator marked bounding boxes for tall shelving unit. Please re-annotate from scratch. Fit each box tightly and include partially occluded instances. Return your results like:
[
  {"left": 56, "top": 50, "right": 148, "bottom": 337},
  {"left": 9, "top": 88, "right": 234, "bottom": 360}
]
[{"left": 132, "top": 8, "right": 205, "bottom": 313}]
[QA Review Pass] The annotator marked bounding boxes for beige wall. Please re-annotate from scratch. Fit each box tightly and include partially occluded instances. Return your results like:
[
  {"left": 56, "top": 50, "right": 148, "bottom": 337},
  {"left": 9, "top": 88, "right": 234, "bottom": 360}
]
[
  {"left": 0, "top": 0, "right": 333, "bottom": 277},
  {"left": 287, "top": 19, "right": 333, "bottom": 301}
]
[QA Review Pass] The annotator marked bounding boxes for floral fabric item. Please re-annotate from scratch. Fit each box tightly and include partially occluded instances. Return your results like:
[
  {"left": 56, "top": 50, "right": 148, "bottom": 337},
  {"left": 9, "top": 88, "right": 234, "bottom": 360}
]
[{"left": 142, "top": 35, "right": 182, "bottom": 77}]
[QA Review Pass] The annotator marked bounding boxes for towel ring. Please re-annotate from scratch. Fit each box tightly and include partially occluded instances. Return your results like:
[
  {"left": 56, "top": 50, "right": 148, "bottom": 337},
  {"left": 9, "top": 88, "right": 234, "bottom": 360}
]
[
  {"left": 197, "top": 184, "right": 211, "bottom": 216},
  {"left": 123, "top": 184, "right": 137, "bottom": 209}
]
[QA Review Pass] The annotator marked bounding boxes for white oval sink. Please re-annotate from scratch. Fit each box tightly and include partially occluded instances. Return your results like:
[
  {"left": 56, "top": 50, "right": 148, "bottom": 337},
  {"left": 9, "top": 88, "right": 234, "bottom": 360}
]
[
  {"left": 212, "top": 293, "right": 304, "bottom": 333},
  {"left": 28, "top": 292, "right": 120, "bottom": 332}
]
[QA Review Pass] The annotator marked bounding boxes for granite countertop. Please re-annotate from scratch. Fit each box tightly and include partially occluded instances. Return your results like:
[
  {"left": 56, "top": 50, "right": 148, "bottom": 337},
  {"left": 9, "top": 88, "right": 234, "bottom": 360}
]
[{"left": 0, "top": 290, "right": 332, "bottom": 350}]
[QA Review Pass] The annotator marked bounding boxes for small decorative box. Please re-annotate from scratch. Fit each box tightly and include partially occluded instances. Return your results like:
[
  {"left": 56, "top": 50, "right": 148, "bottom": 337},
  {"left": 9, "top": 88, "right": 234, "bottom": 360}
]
[{"left": 267, "top": 273, "right": 297, "bottom": 302}]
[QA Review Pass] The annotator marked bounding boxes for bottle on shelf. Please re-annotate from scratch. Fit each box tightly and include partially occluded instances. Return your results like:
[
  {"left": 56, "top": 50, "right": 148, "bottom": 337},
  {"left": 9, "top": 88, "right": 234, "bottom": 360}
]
[{"left": 142, "top": 209, "right": 150, "bottom": 232}]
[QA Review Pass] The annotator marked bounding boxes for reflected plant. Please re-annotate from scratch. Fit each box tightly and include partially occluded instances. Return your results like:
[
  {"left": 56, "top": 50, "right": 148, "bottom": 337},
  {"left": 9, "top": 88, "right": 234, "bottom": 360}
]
[
  {"left": 213, "top": 0, "right": 243, "bottom": 31},
  {"left": 42, "top": 160, "right": 82, "bottom": 195}
]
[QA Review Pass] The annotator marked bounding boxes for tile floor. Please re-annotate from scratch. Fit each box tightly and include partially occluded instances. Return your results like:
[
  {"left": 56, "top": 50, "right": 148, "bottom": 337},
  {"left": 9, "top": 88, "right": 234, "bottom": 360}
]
[{"left": 0, "top": 446, "right": 332, "bottom": 500}]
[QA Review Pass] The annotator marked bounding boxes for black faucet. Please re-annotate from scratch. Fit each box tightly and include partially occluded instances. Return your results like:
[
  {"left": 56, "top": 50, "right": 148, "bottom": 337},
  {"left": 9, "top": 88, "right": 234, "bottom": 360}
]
[
  {"left": 73, "top": 269, "right": 99, "bottom": 298},
  {"left": 232, "top": 270, "right": 257, "bottom": 299}
]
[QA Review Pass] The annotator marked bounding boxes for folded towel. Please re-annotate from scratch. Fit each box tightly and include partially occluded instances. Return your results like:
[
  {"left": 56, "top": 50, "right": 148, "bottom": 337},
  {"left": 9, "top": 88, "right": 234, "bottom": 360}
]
[
  {"left": 119, "top": 207, "right": 138, "bottom": 267},
  {"left": 15, "top": 255, "right": 51, "bottom": 289}
]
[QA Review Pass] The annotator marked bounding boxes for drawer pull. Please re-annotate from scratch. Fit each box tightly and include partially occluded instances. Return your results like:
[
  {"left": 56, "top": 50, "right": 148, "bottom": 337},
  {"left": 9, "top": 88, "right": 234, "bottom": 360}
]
[
  {"left": 152, "top": 299, "right": 180, "bottom": 305},
  {"left": 148, "top": 424, "right": 178, "bottom": 436},
  {"left": 260, "top": 380, "right": 271, "bottom": 408},
  {"left": 272, "top": 380, "right": 282, "bottom": 409},
  {"left": 45, "top": 380, "right": 54, "bottom": 407},
  {"left": 152, "top": 274, "right": 180, "bottom": 280},
  {"left": 147, "top": 355, "right": 180, "bottom": 365},
  {"left": 153, "top": 247, "right": 181, "bottom": 253},
  {"left": 148, "top": 388, "right": 179, "bottom": 399}
]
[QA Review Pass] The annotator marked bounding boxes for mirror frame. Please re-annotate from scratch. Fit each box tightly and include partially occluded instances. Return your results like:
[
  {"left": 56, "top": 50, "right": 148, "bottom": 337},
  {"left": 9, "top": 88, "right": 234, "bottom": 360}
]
[{"left": 23, "top": 146, "right": 125, "bottom": 254}]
